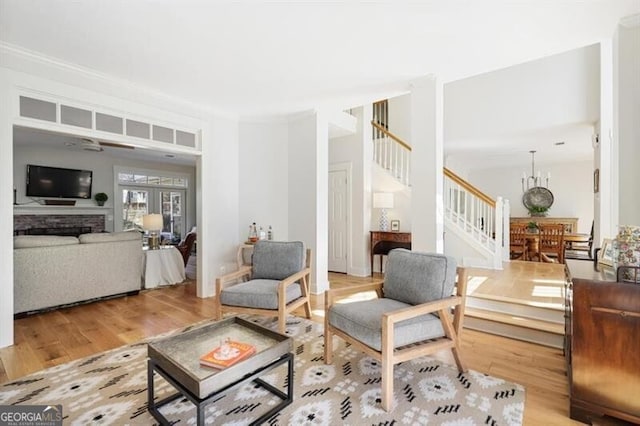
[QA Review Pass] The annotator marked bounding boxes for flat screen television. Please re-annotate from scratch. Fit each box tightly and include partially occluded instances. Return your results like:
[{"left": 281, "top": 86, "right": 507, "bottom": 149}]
[{"left": 26, "top": 164, "right": 93, "bottom": 199}]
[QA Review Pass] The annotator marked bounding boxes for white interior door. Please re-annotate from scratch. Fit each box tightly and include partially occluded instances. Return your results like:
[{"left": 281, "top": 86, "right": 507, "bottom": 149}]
[{"left": 328, "top": 170, "right": 348, "bottom": 273}]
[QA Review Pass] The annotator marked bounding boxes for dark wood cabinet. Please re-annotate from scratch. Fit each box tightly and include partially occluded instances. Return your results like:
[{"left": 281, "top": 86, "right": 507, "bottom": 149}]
[
  {"left": 565, "top": 260, "right": 640, "bottom": 424},
  {"left": 370, "top": 231, "right": 411, "bottom": 274}
]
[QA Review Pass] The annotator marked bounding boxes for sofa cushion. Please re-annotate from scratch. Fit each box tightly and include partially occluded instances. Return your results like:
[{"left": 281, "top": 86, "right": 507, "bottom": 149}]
[
  {"left": 14, "top": 235, "right": 79, "bottom": 248},
  {"left": 79, "top": 231, "right": 142, "bottom": 244}
]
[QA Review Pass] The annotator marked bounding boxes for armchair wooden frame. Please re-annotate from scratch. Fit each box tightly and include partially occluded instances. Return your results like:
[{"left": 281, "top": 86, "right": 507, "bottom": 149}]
[
  {"left": 324, "top": 267, "right": 468, "bottom": 411},
  {"left": 215, "top": 248, "right": 312, "bottom": 334}
]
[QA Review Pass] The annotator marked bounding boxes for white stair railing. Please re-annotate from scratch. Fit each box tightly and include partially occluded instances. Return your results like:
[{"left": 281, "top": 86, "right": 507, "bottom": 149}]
[
  {"left": 370, "top": 117, "right": 508, "bottom": 268},
  {"left": 444, "top": 168, "right": 506, "bottom": 268},
  {"left": 371, "top": 121, "right": 411, "bottom": 186}
]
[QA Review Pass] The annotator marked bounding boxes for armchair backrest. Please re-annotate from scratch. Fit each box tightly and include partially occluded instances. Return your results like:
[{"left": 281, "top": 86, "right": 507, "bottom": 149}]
[
  {"left": 252, "top": 241, "right": 306, "bottom": 280},
  {"left": 177, "top": 231, "right": 197, "bottom": 265},
  {"left": 384, "top": 249, "right": 457, "bottom": 306}
]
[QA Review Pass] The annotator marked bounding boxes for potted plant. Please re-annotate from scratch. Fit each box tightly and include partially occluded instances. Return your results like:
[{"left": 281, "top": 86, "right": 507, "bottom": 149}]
[
  {"left": 527, "top": 206, "right": 549, "bottom": 217},
  {"left": 527, "top": 221, "right": 539, "bottom": 232},
  {"left": 94, "top": 192, "right": 108, "bottom": 206}
]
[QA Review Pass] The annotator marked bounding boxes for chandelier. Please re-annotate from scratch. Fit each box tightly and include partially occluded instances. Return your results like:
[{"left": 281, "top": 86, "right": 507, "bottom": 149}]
[{"left": 521, "top": 150, "right": 550, "bottom": 192}]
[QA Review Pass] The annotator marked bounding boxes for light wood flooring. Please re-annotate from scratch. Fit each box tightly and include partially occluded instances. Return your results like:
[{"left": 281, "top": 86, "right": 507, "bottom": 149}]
[
  {"left": 0, "top": 267, "right": 582, "bottom": 425},
  {"left": 466, "top": 260, "right": 566, "bottom": 310}
]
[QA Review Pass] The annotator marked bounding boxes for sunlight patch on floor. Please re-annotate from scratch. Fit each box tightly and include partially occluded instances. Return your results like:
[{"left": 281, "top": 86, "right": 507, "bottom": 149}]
[
  {"left": 312, "top": 309, "right": 325, "bottom": 318},
  {"left": 531, "top": 285, "right": 563, "bottom": 298},
  {"left": 466, "top": 275, "right": 489, "bottom": 295},
  {"left": 532, "top": 278, "right": 565, "bottom": 285},
  {"left": 335, "top": 291, "right": 378, "bottom": 304}
]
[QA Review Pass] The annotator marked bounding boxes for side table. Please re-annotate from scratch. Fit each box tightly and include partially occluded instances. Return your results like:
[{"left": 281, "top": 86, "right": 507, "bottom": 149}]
[{"left": 143, "top": 246, "right": 186, "bottom": 288}]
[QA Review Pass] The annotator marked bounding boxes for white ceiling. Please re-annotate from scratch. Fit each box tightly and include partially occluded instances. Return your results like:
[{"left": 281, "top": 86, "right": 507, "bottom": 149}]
[
  {"left": 1, "top": 1, "right": 638, "bottom": 117},
  {"left": 2, "top": 1, "right": 638, "bottom": 168}
]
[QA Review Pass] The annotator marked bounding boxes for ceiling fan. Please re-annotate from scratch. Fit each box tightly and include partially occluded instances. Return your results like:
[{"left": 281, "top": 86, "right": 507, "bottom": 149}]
[{"left": 80, "top": 138, "right": 135, "bottom": 152}]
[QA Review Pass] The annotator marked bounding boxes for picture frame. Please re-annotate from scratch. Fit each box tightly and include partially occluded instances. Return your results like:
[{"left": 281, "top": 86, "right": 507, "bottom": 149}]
[
  {"left": 594, "top": 168, "right": 599, "bottom": 194},
  {"left": 598, "top": 238, "right": 615, "bottom": 267},
  {"left": 390, "top": 220, "right": 400, "bottom": 232}
]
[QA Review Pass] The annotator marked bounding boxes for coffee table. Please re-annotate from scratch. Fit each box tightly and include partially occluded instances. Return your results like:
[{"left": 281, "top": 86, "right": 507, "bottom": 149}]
[{"left": 147, "top": 316, "right": 293, "bottom": 425}]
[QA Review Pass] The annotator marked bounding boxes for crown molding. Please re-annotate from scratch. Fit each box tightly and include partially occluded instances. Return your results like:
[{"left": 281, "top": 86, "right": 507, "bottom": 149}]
[{"left": 0, "top": 41, "right": 237, "bottom": 121}]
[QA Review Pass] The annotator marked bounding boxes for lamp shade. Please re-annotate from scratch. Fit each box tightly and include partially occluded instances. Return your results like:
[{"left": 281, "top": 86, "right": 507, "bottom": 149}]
[
  {"left": 142, "top": 213, "right": 163, "bottom": 231},
  {"left": 373, "top": 192, "right": 394, "bottom": 209}
]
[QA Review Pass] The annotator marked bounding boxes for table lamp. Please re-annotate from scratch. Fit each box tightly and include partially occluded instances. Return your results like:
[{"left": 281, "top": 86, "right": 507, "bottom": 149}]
[
  {"left": 373, "top": 192, "right": 394, "bottom": 231},
  {"left": 143, "top": 213, "right": 163, "bottom": 250}
]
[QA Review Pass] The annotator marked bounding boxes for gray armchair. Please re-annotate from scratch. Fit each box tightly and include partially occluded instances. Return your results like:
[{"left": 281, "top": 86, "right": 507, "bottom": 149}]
[
  {"left": 324, "top": 249, "right": 468, "bottom": 411},
  {"left": 215, "top": 240, "right": 312, "bottom": 333}
]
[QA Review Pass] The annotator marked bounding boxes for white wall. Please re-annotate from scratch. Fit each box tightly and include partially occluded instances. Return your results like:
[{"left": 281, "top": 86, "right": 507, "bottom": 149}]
[
  {"left": 13, "top": 144, "right": 196, "bottom": 232},
  {"left": 387, "top": 94, "right": 412, "bottom": 143},
  {"left": 329, "top": 106, "right": 372, "bottom": 276},
  {"left": 371, "top": 165, "right": 412, "bottom": 232},
  {"left": 467, "top": 160, "right": 594, "bottom": 233},
  {"left": 445, "top": 44, "right": 600, "bottom": 141},
  {"left": 616, "top": 24, "right": 640, "bottom": 226},
  {"left": 239, "top": 121, "right": 289, "bottom": 243}
]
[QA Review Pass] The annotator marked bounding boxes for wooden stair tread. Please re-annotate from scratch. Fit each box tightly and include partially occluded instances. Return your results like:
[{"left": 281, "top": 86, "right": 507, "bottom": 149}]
[{"left": 465, "top": 307, "right": 564, "bottom": 335}]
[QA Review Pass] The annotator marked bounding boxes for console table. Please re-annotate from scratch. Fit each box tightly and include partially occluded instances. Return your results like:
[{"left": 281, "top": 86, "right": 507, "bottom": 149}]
[
  {"left": 564, "top": 259, "right": 640, "bottom": 423},
  {"left": 370, "top": 231, "right": 411, "bottom": 274}
]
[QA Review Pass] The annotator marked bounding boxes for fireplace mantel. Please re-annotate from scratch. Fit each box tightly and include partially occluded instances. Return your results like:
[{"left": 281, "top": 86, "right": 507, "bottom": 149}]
[{"left": 14, "top": 205, "right": 111, "bottom": 215}]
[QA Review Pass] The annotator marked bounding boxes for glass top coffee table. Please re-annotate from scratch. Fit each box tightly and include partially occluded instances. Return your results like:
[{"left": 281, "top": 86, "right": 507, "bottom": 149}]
[{"left": 147, "top": 316, "right": 293, "bottom": 425}]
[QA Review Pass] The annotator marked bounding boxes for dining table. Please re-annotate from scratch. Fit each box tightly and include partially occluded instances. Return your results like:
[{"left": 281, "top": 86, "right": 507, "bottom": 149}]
[{"left": 563, "top": 233, "right": 591, "bottom": 248}]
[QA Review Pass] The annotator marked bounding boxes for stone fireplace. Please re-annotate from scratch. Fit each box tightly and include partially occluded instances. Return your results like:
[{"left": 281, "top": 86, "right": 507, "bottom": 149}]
[{"left": 14, "top": 214, "right": 106, "bottom": 236}]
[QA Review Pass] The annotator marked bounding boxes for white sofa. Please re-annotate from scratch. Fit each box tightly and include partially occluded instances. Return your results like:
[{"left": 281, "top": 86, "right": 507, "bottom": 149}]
[{"left": 14, "top": 231, "right": 143, "bottom": 315}]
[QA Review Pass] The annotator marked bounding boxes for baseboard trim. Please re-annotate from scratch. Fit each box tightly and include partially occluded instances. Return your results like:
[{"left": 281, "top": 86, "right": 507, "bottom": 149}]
[{"left": 14, "top": 290, "right": 140, "bottom": 319}]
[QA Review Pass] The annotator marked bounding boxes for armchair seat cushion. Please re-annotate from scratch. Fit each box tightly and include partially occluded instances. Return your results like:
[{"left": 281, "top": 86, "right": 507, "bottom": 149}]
[
  {"left": 328, "top": 298, "right": 445, "bottom": 351},
  {"left": 220, "top": 279, "right": 303, "bottom": 310}
]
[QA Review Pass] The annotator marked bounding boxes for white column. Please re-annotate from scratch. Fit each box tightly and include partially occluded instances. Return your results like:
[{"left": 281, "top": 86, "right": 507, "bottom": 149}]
[
  {"left": 0, "top": 70, "right": 14, "bottom": 347},
  {"left": 595, "top": 40, "right": 614, "bottom": 246},
  {"left": 288, "top": 111, "right": 329, "bottom": 294},
  {"left": 410, "top": 75, "right": 444, "bottom": 253},
  {"left": 616, "top": 22, "right": 640, "bottom": 225},
  {"left": 197, "top": 115, "right": 240, "bottom": 298}
]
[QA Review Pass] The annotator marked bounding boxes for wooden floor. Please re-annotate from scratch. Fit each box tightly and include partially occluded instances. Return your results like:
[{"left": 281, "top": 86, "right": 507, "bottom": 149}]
[
  {"left": 466, "top": 260, "right": 566, "bottom": 310},
  {"left": 0, "top": 267, "right": 583, "bottom": 425}
]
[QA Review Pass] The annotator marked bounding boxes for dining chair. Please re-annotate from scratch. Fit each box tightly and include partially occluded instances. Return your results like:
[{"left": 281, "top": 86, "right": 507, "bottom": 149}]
[
  {"left": 510, "top": 223, "right": 529, "bottom": 260},
  {"left": 215, "top": 240, "right": 312, "bottom": 333},
  {"left": 565, "top": 221, "right": 594, "bottom": 260},
  {"left": 324, "top": 249, "right": 468, "bottom": 411},
  {"left": 538, "top": 223, "right": 565, "bottom": 263}
]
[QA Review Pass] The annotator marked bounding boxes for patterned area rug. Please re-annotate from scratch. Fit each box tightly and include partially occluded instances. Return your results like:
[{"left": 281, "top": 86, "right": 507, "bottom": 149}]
[{"left": 0, "top": 316, "right": 525, "bottom": 425}]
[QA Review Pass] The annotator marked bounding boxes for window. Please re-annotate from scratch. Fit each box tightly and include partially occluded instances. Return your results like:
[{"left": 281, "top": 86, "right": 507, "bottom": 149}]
[{"left": 116, "top": 168, "right": 189, "bottom": 242}]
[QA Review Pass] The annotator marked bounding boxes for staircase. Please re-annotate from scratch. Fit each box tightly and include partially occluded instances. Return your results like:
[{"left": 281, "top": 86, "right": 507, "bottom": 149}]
[
  {"left": 370, "top": 116, "right": 564, "bottom": 348},
  {"left": 371, "top": 120, "right": 507, "bottom": 269}
]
